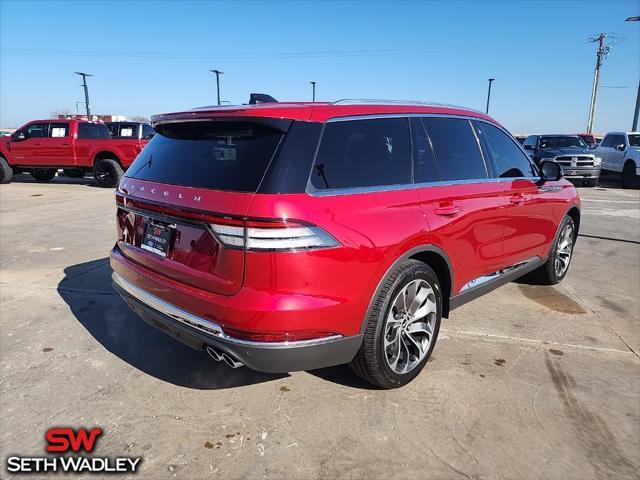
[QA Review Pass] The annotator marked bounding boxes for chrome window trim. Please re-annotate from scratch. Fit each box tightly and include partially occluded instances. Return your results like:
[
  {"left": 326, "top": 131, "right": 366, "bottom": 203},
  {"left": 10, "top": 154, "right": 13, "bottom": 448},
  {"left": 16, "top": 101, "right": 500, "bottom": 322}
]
[
  {"left": 112, "top": 272, "right": 343, "bottom": 348},
  {"left": 310, "top": 176, "right": 542, "bottom": 197},
  {"left": 306, "top": 113, "right": 541, "bottom": 197}
]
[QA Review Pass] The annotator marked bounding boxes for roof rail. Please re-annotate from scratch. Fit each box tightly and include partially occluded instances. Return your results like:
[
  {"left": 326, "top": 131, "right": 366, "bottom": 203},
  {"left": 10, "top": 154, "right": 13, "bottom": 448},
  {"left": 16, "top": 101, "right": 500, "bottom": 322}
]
[{"left": 332, "top": 98, "right": 483, "bottom": 113}]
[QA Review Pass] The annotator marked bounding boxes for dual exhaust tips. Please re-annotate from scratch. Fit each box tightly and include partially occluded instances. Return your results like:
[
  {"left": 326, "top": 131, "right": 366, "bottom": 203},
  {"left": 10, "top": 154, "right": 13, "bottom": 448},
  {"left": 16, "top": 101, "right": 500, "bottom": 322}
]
[{"left": 206, "top": 345, "right": 243, "bottom": 369}]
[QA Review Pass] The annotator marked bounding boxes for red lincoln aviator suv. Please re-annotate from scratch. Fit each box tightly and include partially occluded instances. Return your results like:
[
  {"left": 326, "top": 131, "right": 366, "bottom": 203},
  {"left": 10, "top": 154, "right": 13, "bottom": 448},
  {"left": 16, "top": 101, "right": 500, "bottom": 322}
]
[{"left": 110, "top": 100, "right": 580, "bottom": 388}]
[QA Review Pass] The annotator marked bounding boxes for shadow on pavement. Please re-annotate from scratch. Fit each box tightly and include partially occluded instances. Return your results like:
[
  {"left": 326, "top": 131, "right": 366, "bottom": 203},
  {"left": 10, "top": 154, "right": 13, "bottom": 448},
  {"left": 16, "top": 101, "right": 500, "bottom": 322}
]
[
  {"left": 10, "top": 172, "right": 100, "bottom": 187},
  {"left": 57, "top": 257, "right": 288, "bottom": 389}
]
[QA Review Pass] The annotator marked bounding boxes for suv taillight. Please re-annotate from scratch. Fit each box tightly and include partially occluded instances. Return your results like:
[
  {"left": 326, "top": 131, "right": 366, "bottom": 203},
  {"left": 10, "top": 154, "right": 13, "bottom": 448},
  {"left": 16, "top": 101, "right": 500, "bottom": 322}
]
[{"left": 210, "top": 219, "right": 339, "bottom": 252}]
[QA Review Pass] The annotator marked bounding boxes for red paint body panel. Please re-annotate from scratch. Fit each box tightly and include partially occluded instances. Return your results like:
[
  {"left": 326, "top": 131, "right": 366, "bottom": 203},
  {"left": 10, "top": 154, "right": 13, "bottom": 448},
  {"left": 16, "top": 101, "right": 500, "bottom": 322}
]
[{"left": 0, "top": 119, "right": 147, "bottom": 169}]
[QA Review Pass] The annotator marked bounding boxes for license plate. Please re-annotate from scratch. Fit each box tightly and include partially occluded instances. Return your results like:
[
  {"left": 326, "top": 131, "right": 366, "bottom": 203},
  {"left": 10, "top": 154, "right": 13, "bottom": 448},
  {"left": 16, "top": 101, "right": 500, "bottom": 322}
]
[
  {"left": 141, "top": 222, "right": 174, "bottom": 257},
  {"left": 570, "top": 170, "right": 579, "bottom": 176}
]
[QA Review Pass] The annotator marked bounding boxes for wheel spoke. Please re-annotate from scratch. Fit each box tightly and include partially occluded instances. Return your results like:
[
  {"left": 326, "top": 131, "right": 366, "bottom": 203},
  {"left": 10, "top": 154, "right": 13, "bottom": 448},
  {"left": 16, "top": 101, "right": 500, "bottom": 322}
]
[
  {"left": 404, "top": 330, "right": 426, "bottom": 358},
  {"left": 408, "top": 285, "right": 430, "bottom": 315},
  {"left": 406, "top": 320, "right": 431, "bottom": 336},
  {"left": 413, "top": 297, "right": 436, "bottom": 320}
]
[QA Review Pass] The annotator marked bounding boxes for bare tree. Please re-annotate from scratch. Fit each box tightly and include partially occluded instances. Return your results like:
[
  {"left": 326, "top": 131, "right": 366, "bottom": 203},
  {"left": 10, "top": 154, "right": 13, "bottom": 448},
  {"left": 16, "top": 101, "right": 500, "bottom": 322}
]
[
  {"left": 50, "top": 109, "right": 72, "bottom": 118},
  {"left": 129, "top": 115, "right": 150, "bottom": 123}
]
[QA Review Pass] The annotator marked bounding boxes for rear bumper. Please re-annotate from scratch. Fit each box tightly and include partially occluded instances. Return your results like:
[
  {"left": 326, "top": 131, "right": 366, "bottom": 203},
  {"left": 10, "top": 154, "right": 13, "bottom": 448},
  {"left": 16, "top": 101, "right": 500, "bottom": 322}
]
[
  {"left": 562, "top": 166, "right": 601, "bottom": 179},
  {"left": 112, "top": 271, "right": 363, "bottom": 373}
]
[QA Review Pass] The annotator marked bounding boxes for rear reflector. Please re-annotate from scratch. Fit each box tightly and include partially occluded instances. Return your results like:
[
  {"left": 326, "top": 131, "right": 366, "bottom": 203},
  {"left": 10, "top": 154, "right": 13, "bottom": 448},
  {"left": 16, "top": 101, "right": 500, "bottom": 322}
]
[
  {"left": 222, "top": 327, "right": 337, "bottom": 342},
  {"left": 210, "top": 220, "right": 339, "bottom": 252}
]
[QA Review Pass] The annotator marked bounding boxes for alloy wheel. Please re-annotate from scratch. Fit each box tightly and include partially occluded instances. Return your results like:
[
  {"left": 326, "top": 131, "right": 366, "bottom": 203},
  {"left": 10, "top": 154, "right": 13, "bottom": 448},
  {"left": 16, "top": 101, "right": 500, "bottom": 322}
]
[
  {"left": 555, "top": 223, "right": 574, "bottom": 277},
  {"left": 384, "top": 279, "right": 437, "bottom": 374}
]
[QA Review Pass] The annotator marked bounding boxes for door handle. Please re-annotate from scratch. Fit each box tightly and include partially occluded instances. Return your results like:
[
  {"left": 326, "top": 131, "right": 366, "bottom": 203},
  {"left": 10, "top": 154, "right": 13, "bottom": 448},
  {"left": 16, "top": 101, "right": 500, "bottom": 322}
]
[
  {"left": 434, "top": 205, "right": 463, "bottom": 216},
  {"left": 62, "top": 142, "right": 71, "bottom": 146},
  {"left": 34, "top": 142, "right": 42, "bottom": 146},
  {"left": 509, "top": 195, "right": 525, "bottom": 204}
]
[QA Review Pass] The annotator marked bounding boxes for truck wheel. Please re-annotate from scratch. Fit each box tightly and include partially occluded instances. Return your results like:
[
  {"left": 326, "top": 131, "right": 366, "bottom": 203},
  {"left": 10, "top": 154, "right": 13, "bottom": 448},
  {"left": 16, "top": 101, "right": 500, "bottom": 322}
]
[
  {"left": 63, "top": 168, "right": 85, "bottom": 178},
  {"left": 94, "top": 159, "right": 123, "bottom": 188},
  {"left": 622, "top": 161, "right": 638, "bottom": 189},
  {"left": 350, "top": 259, "right": 441, "bottom": 389},
  {"left": 31, "top": 169, "right": 57, "bottom": 182},
  {"left": 0, "top": 156, "right": 13, "bottom": 184}
]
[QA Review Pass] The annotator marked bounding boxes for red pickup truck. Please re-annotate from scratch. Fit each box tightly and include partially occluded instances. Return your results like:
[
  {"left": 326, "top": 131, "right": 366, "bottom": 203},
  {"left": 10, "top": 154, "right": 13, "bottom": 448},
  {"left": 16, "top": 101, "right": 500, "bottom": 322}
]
[{"left": 0, "top": 119, "right": 150, "bottom": 187}]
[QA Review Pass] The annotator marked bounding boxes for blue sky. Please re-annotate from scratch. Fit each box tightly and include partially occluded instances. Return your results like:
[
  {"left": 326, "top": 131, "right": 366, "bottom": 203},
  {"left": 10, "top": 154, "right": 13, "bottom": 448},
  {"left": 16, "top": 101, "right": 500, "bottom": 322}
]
[{"left": 0, "top": 0, "right": 638, "bottom": 134}]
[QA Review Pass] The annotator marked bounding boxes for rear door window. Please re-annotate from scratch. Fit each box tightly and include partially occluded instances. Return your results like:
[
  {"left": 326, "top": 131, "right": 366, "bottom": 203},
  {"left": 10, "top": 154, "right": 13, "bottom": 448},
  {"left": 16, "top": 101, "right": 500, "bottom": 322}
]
[
  {"left": 78, "top": 123, "right": 110, "bottom": 139},
  {"left": 476, "top": 121, "right": 537, "bottom": 178},
  {"left": 49, "top": 122, "right": 69, "bottom": 138},
  {"left": 311, "top": 118, "right": 412, "bottom": 190},
  {"left": 125, "top": 121, "right": 284, "bottom": 192},
  {"left": 421, "top": 117, "right": 488, "bottom": 181}
]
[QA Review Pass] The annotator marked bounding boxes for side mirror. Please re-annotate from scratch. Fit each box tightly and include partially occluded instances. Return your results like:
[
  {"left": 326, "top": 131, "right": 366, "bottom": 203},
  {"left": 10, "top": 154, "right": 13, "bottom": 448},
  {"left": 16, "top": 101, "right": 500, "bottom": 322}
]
[
  {"left": 616, "top": 144, "right": 626, "bottom": 152},
  {"left": 539, "top": 160, "right": 562, "bottom": 182},
  {"left": 523, "top": 144, "right": 533, "bottom": 150},
  {"left": 11, "top": 131, "right": 26, "bottom": 141}
]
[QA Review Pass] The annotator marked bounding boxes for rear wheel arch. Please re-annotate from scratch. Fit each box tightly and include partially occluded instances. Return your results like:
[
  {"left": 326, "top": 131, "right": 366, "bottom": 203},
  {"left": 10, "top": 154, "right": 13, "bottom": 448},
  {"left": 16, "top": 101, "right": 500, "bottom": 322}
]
[
  {"left": 93, "top": 151, "right": 121, "bottom": 166},
  {"left": 361, "top": 245, "right": 454, "bottom": 334}
]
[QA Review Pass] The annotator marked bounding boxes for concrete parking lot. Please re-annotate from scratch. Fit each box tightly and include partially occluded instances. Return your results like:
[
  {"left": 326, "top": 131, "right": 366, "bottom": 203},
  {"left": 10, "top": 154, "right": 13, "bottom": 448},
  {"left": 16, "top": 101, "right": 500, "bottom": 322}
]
[{"left": 1, "top": 174, "right": 639, "bottom": 479}]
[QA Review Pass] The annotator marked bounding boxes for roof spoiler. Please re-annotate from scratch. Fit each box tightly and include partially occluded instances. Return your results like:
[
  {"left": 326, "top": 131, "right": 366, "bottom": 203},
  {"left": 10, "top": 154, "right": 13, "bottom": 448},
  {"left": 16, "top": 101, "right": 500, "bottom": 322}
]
[{"left": 249, "top": 93, "right": 278, "bottom": 105}]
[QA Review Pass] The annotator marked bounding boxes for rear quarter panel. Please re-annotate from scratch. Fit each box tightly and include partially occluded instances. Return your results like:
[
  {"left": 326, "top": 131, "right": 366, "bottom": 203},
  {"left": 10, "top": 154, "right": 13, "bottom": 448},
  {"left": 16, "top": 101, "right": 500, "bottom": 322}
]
[{"left": 246, "top": 189, "right": 431, "bottom": 336}]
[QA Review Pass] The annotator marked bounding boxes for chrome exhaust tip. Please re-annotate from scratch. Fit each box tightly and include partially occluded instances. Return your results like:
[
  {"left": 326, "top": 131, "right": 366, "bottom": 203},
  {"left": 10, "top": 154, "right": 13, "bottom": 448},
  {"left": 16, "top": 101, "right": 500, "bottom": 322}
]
[
  {"left": 206, "top": 345, "right": 243, "bottom": 369},
  {"left": 221, "top": 353, "right": 243, "bottom": 369},
  {"left": 206, "top": 345, "right": 223, "bottom": 362}
]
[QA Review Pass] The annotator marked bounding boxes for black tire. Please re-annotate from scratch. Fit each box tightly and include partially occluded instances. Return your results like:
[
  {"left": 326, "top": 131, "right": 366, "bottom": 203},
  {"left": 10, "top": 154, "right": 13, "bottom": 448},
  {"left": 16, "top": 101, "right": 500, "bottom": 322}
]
[
  {"left": 94, "top": 159, "right": 123, "bottom": 188},
  {"left": 622, "top": 161, "right": 638, "bottom": 189},
  {"left": 0, "top": 156, "right": 13, "bottom": 184},
  {"left": 524, "top": 215, "right": 575, "bottom": 285},
  {"left": 31, "top": 168, "right": 57, "bottom": 182},
  {"left": 350, "top": 259, "right": 442, "bottom": 389},
  {"left": 63, "top": 168, "right": 85, "bottom": 178}
]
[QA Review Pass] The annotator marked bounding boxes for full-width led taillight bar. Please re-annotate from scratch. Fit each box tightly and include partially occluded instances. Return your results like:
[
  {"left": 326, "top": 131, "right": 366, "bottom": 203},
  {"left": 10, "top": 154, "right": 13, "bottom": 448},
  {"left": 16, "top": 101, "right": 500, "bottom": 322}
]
[{"left": 210, "top": 220, "right": 339, "bottom": 252}]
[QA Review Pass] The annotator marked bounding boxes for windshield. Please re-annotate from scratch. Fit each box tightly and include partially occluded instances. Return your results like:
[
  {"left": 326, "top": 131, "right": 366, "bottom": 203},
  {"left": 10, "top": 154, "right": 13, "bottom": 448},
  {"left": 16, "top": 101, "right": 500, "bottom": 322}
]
[
  {"left": 539, "top": 136, "right": 587, "bottom": 149},
  {"left": 628, "top": 134, "right": 640, "bottom": 148},
  {"left": 125, "top": 121, "right": 284, "bottom": 192}
]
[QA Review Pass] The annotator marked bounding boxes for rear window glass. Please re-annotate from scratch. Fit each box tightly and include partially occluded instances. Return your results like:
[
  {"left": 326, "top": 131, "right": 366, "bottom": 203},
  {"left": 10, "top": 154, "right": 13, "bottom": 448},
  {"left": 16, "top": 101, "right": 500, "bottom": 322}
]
[
  {"left": 422, "top": 117, "right": 487, "bottom": 181},
  {"left": 311, "top": 118, "right": 411, "bottom": 190},
  {"left": 125, "top": 121, "right": 284, "bottom": 192}
]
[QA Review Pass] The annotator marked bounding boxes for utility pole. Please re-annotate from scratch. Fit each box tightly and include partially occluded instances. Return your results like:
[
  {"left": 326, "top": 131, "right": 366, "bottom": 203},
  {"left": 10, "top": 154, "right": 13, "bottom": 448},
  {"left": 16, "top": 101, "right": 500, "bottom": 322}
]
[
  {"left": 626, "top": 16, "right": 639, "bottom": 131},
  {"left": 310, "top": 81, "right": 316, "bottom": 101},
  {"left": 74, "top": 72, "right": 92, "bottom": 119},
  {"left": 210, "top": 69, "right": 224, "bottom": 105},
  {"left": 485, "top": 78, "right": 495, "bottom": 114},
  {"left": 586, "top": 33, "right": 612, "bottom": 134}
]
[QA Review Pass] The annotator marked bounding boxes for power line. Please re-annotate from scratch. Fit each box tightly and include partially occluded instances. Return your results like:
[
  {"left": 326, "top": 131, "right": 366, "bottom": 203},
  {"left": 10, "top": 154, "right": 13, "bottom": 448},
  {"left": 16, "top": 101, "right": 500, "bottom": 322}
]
[{"left": 1, "top": 47, "right": 441, "bottom": 60}]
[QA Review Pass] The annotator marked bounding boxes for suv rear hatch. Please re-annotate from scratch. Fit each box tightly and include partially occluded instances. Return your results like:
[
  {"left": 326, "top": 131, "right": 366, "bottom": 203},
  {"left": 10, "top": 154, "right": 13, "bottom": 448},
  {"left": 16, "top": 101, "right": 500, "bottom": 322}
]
[{"left": 115, "top": 119, "right": 289, "bottom": 296}]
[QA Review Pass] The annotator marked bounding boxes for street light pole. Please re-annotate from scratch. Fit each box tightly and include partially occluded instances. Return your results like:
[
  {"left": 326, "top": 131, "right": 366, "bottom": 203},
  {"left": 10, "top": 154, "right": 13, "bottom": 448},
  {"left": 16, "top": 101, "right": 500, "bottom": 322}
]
[
  {"left": 485, "top": 78, "right": 495, "bottom": 114},
  {"left": 310, "top": 81, "right": 316, "bottom": 101},
  {"left": 74, "top": 72, "right": 92, "bottom": 118},
  {"left": 210, "top": 69, "right": 224, "bottom": 106},
  {"left": 627, "top": 16, "right": 640, "bottom": 131}
]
